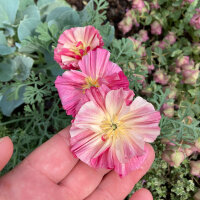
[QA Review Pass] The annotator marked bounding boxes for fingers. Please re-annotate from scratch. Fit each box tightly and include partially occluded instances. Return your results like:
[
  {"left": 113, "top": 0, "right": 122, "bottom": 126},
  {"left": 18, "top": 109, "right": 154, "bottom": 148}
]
[
  {"left": 0, "top": 136, "right": 13, "bottom": 171},
  {"left": 85, "top": 143, "right": 155, "bottom": 200},
  {"left": 22, "top": 126, "right": 78, "bottom": 183},
  {"left": 59, "top": 161, "right": 109, "bottom": 200},
  {"left": 130, "top": 188, "right": 153, "bottom": 200}
]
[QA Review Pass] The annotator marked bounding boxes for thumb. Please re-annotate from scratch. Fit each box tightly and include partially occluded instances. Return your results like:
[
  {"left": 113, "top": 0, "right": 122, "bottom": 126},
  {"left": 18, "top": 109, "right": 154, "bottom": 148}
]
[
  {"left": 130, "top": 188, "right": 153, "bottom": 200},
  {"left": 0, "top": 136, "right": 13, "bottom": 171}
]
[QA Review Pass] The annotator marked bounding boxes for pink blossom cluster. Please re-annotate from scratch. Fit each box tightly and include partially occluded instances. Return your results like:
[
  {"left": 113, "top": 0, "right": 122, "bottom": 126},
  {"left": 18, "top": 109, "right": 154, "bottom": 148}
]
[
  {"left": 190, "top": 9, "right": 200, "bottom": 30},
  {"left": 176, "top": 56, "right": 199, "bottom": 85},
  {"left": 162, "top": 137, "right": 200, "bottom": 169},
  {"left": 54, "top": 26, "right": 161, "bottom": 177}
]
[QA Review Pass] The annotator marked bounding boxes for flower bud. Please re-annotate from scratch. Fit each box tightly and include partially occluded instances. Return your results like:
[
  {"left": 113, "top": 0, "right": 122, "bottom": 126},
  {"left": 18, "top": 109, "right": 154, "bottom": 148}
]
[
  {"left": 139, "top": 30, "right": 149, "bottom": 42},
  {"left": 151, "top": 21, "right": 162, "bottom": 35},
  {"left": 176, "top": 56, "right": 190, "bottom": 68},
  {"left": 132, "top": 0, "right": 146, "bottom": 13},
  {"left": 141, "top": 85, "right": 152, "bottom": 97},
  {"left": 185, "top": 0, "right": 194, "bottom": 3},
  {"left": 190, "top": 9, "right": 200, "bottom": 30},
  {"left": 171, "top": 151, "right": 185, "bottom": 167},
  {"left": 162, "top": 150, "right": 174, "bottom": 166},
  {"left": 162, "top": 102, "right": 174, "bottom": 118},
  {"left": 150, "top": 0, "right": 160, "bottom": 9},
  {"left": 164, "top": 32, "right": 176, "bottom": 45},
  {"left": 182, "top": 69, "right": 199, "bottom": 85},
  {"left": 118, "top": 10, "right": 134, "bottom": 34},
  {"left": 181, "top": 62, "right": 194, "bottom": 71},
  {"left": 133, "top": 74, "right": 145, "bottom": 84},
  {"left": 193, "top": 43, "right": 200, "bottom": 55},
  {"left": 158, "top": 41, "right": 167, "bottom": 49},
  {"left": 164, "top": 86, "right": 177, "bottom": 99},
  {"left": 190, "top": 161, "right": 200, "bottom": 176},
  {"left": 153, "top": 69, "right": 170, "bottom": 85},
  {"left": 195, "top": 138, "right": 200, "bottom": 150},
  {"left": 144, "top": 64, "right": 155, "bottom": 74}
]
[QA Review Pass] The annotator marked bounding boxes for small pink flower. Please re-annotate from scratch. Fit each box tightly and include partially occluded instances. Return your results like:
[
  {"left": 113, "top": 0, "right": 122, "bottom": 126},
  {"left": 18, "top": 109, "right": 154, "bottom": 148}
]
[
  {"left": 151, "top": 21, "right": 162, "bottom": 35},
  {"left": 132, "top": 0, "right": 146, "bottom": 13},
  {"left": 150, "top": 0, "right": 160, "bottom": 9},
  {"left": 184, "top": 0, "right": 194, "bottom": 3},
  {"left": 70, "top": 88, "right": 161, "bottom": 176},
  {"left": 118, "top": 10, "right": 134, "bottom": 34},
  {"left": 176, "top": 56, "right": 190, "bottom": 68},
  {"left": 55, "top": 49, "right": 129, "bottom": 117},
  {"left": 164, "top": 32, "right": 176, "bottom": 45},
  {"left": 54, "top": 26, "right": 104, "bottom": 70},
  {"left": 158, "top": 41, "right": 167, "bottom": 49},
  {"left": 190, "top": 9, "right": 200, "bottom": 30},
  {"left": 139, "top": 30, "right": 149, "bottom": 42},
  {"left": 153, "top": 69, "right": 170, "bottom": 85}
]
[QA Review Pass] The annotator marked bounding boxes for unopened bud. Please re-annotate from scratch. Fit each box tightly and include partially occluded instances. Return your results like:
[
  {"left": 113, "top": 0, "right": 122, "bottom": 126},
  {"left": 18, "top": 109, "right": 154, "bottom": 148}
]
[
  {"left": 176, "top": 56, "right": 190, "bottom": 68},
  {"left": 171, "top": 151, "right": 185, "bottom": 167},
  {"left": 164, "top": 32, "right": 176, "bottom": 45},
  {"left": 132, "top": 0, "right": 146, "bottom": 13},
  {"left": 190, "top": 161, "right": 200, "bottom": 176},
  {"left": 151, "top": 21, "right": 162, "bottom": 35},
  {"left": 153, "top": 69, "right": 170, "bottom": 85},
  {"left": 139, "top": 30, "right": 149, "bottom": 42},
  {"left": 162, "top": 102, "right": 174, "bottom": 118}
]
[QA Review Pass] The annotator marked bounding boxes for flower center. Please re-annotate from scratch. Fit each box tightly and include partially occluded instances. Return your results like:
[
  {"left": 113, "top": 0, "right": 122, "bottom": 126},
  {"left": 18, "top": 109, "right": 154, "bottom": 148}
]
[
  {"left": 100, "top": 116, "right": 126, "bottom": 141},
  {"left": 82, "top": 76, "right": 99, "bottom": 90},
  {"left": 71, "top": 41, "right": 91, "bottom": 60}
]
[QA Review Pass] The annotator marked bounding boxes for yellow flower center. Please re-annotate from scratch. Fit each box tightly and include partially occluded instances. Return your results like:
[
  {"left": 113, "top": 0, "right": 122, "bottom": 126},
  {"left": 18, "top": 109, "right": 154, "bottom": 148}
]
[
  {"left": 71, "top": 41, "right": 90, "bottom": 59},
  {"left": 82, "top": 76, "right": 99, "bottom": 90},
  {"left": 100, "top": 115, "right": 126, "bottom": 141}
]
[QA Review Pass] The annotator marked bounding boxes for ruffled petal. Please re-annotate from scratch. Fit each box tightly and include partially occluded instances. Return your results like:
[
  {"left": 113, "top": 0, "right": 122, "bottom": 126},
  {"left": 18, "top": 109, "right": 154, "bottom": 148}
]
[
  {"left": 105, "top": 89, "right": 134, "bottom": 118},
  {"left": 55, "top": 71, "right": 86, "bottom": 117},
  {"left": 54, "top": 26, "right": 104, "bottom": 70},
  {"left": 74, "top": 101, "right": 105, "bottom": 132}
]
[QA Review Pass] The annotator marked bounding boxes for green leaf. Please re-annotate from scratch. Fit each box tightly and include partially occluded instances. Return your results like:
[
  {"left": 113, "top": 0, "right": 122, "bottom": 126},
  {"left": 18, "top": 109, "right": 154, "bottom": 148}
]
[
  {"left": 99, "top": 23, "right": 114, "bottom": 47},
  {"left": 17, "top": 5, "right": 40, "bottom": 41},
  {"left": 0, "top": 86, "right": 25, "bottom": 116},
  {"left": 46, "top": 6, "right": 80, "bottom": 28},
  {"left": 0, "top": 60, "right": 15, "bottom": 82},
  {"left": 36, "top": 23, "right": 52, "bottom": 42},
  {"left": 18, "top": 18, "right": 40, "bottom": 41},
  {"left": 23, "top": 5, "right": 40, "bottom": 20},
  {"left": 37, "top": 0, "right": 55, "bottom": 9},
  {"left": 0, "top": 45, "right": 16, "bottom": 55},
  {"left": 0, "top": 0, "right": 19, "bottom": 27},
  {"left": 13, "top": 55, "right": 34, "bottom": 80}
]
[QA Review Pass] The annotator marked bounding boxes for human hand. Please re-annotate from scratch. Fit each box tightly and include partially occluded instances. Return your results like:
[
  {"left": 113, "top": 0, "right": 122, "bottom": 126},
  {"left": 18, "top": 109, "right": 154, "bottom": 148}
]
[{"left": 0, "top": 126, "right": 154, "bottom": 200}]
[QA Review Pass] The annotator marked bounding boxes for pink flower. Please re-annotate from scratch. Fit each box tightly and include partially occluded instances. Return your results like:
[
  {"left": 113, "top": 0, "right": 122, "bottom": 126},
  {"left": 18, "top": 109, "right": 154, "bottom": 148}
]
[
  {"left": 54, "top": 26, "right": 104, "bottom": 70},
  {"left": 153, "top": 69, "right": 170, "bottom": 85},
  {"left": 139, "top": 30, "right": 149, "bottom": 42},
  {"left": 151, "top": 21, "right": 162, "bottom": 35},
  {"left": 70, "top": 88, "right": 161, "bottom": 176},
  {"left": 132, "top": 0, "right": 146, "bottom": 13},
  {"left": 176, "top": 56, "right": 190, "bottom": 68},
  {"left": 150, "top": 0, "right": 160, "bottom": 9},
  {"left": 184, "top": 0, "right": 194, "bottom": 3},
  {"left": 190, "top": 9, "right": 200, "bottom": 30},
  {"left": 55, "top": 49, "right": 129, "bottom": 117},
  {"left": 164, "top": 32, "right": 176, "bottom": 45}
]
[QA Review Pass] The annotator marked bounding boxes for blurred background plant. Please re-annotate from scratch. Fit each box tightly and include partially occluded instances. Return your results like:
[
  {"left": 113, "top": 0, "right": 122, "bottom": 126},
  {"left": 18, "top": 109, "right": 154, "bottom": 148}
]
[{"left": 0, "top": 0, "right": 200, "bottom": 199}]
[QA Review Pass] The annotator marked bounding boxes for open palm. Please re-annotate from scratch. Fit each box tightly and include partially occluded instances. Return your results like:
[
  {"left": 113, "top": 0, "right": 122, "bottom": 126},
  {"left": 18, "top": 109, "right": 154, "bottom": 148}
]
[{"left": 0, "top": 126, "right": 154, "bottom": 200}]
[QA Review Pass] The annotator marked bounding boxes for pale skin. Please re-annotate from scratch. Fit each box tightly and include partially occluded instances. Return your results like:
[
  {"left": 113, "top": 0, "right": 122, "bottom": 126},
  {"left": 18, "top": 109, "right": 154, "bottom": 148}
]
[{"left": 0, "top": 126, "right": 154, "bottom": 200}]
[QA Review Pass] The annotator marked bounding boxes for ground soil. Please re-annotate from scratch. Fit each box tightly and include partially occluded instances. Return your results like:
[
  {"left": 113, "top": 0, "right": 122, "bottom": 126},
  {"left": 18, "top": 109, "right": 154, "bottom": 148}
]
[{"left": 66, "top": 0, "right": 132, "bottom": 38}]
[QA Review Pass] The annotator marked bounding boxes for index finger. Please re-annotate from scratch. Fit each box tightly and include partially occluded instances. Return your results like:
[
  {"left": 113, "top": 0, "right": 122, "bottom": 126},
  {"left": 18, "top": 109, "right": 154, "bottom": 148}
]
[{"left": 23, "top": 126, "right": 78, "bottom": 183}]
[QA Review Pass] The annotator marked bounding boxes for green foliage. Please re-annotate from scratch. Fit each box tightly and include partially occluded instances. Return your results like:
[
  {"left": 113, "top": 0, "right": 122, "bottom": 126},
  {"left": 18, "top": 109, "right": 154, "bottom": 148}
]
[{"left": 130, "top": 142, "right": 197, "bottom": 200}]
